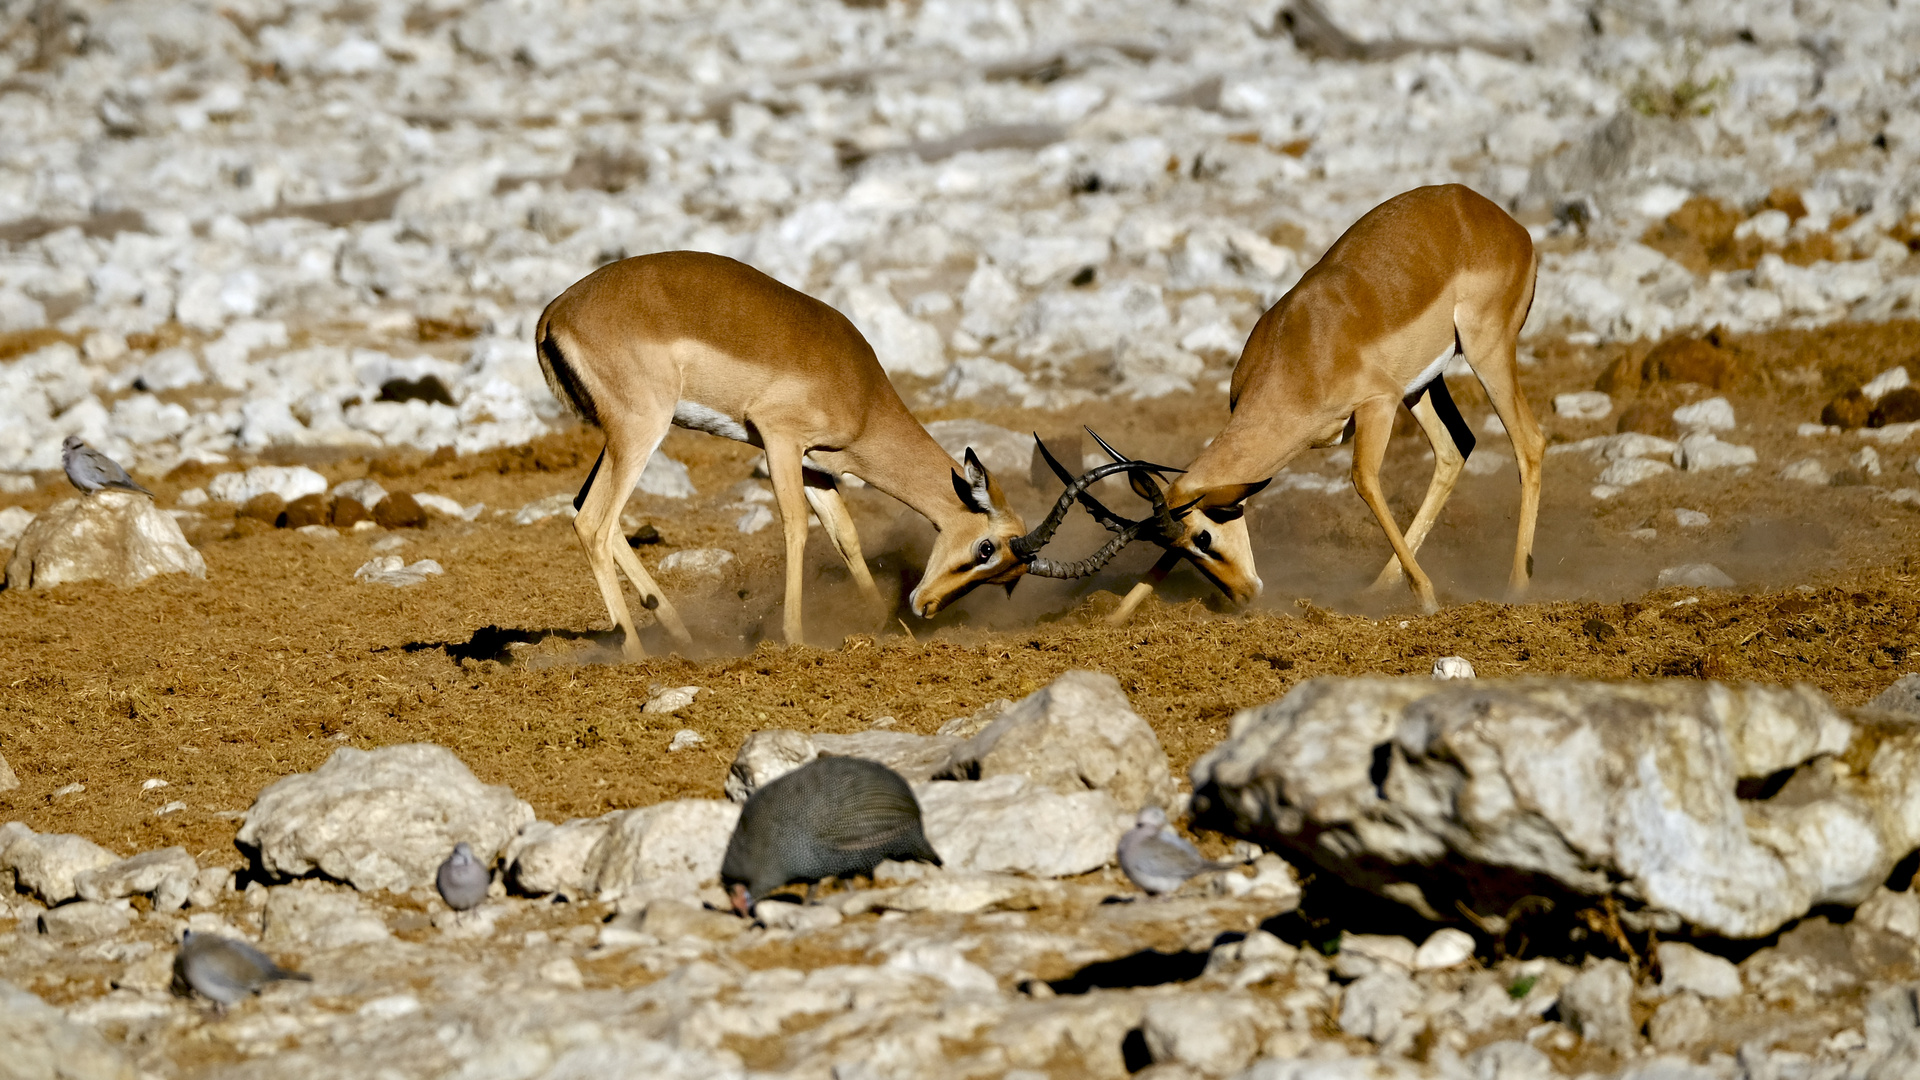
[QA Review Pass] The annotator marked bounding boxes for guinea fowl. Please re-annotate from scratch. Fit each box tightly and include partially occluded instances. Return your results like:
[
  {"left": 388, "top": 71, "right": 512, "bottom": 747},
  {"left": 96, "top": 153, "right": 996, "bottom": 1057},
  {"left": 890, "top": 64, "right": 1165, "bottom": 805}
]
[{"left": 722, "top": 756, "right": 941, "bottom": 915}]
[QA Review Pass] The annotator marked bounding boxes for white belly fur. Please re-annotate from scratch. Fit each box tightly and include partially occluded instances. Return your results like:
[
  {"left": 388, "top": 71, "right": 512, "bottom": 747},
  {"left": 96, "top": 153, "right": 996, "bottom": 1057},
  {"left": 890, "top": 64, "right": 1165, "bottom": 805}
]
[
  {"left": 672, "top": 400, "right": 752, "bottom": 443},
  {"left": 1402, "top": 344, "right": 1458, "bottom": 397}
]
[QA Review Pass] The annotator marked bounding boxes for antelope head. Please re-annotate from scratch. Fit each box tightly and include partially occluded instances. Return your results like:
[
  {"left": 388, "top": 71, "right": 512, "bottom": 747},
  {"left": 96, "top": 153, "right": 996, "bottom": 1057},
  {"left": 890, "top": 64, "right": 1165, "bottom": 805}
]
[
  {"left": 907, "top": 448, "right": 1170, "bottom": 618},
  {"left": 1036, "top": 430, "right": 1270, "bottom": 606}
]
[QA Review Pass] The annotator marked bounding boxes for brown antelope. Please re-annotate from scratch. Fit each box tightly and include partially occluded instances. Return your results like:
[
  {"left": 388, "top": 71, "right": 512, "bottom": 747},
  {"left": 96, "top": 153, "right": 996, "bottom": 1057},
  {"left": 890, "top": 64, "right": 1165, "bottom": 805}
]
[
  {"left": 536, "top": 250, "right": 1145, "bottom": 658},
  {"left": 1054, "top": 185, "right": 1545, "bottom": 619}
]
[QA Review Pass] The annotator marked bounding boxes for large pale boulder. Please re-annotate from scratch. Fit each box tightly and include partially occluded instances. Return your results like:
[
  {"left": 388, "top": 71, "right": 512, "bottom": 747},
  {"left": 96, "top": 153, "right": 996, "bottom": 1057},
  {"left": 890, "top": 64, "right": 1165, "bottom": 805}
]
[
  {"left": 508, "top": 801, "right": 740, "bottom": 902},
  {"left": 1191, "top": 677, "right": 1920, "bottom": 938},
  {"left": 237, "top": 744, "right": 534, "bottom": 892},
  {"left": 916, "top": 774, "right": 1129, "bottom": 877},
  {"left": 0, "top": 822, "right": 118, "bottom": 904},
  {"left": 939, "top": 670, "right": 1177, "bottom": 813},
  {"left": 581, "top": 799, "right": 741, "bottom": 903},
  {"left": 4, "top": 493, "right": 205, "bottom": 589}
]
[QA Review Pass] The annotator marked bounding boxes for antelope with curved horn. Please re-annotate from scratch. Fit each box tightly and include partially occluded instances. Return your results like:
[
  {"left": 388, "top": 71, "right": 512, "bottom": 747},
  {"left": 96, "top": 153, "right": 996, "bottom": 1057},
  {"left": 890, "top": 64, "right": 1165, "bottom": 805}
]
[
  {"left": 1049, "top": 185, "right": 1545, "bottom": 618},
  {"left": 535, "top": 251, "right": 1147, "bottom": 658}
]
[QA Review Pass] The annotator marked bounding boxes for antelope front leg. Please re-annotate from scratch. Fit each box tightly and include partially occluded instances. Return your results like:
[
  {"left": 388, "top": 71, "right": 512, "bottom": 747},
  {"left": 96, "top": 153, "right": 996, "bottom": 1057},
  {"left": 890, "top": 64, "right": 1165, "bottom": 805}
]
[
  {"left": 802, "top": 481, "right": 882, "bottom": 609},
  {"left": 1107, "top": 550, "right": 1183, "bottom": 624},
  {"left": 1350, "top": 397, "right": 1440, "bottom": 613},
  {"left": 764, "top": 442, "right": 814, "bottom": 645}
]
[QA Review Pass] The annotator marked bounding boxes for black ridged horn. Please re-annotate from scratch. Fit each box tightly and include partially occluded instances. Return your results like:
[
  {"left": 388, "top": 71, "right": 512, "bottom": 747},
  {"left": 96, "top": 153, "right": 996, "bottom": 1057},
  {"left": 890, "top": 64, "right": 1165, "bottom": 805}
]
[
  {"left": 1007, "top": 459, "right": 1161, "bottom": 561},
  {"left": 1023, "top": 523, "right": 1147, "bottom": 578}
]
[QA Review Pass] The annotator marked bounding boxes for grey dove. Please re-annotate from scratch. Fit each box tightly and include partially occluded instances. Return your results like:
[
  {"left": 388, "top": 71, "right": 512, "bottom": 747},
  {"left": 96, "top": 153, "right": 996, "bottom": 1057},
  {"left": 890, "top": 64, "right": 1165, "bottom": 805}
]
[
  {"left": 436, "top": 841, "right": 490, "bottom": 912},
  {"left": 1118, "top": 806, "right": 1236, "bottom": 896},
  {"left": 62, "top": 435, "right": 153, "bottom": 497},
  {"left": 722, "top": 756, "right": 941, "bottom": 916},
  {"left": 172, "top": 930, "right": 311, "bottom": 1012}
]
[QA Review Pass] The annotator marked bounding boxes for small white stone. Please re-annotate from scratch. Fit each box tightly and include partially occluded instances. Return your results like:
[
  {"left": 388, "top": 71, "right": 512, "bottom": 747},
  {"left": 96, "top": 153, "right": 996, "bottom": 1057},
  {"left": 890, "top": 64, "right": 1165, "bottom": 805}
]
[
  {"left": 1595, "top": 456, "right": 1672, "bottom": 488},
  {"left": 141, "top": 778, "right": 169, "bottom": 790},
  {"left": 644, "top": 686, "right": 703, "bottom": 714},
  {"left": 1553, "top": 391, "right": 1612, "bottom": 420},
  {"left": 1675, "top": 433, "right": 1756, "bottom": 471},
  {"left": 660, "top": 548, "right": 734, "bottom": 576},
  {"left": 1590, "top": 484, "right": 1625, "bottom": 500},
  {"left": 1851, "top": 447, "right": 1883, "bottom": 477},
  {"left": 155, "top": 800, "right": 187, "bottom": 816},
  {"left": 176, "top": 487, "right": 208, "bottom": 507},
  {"left": 1657, "top": 563, "right": 1735, "bottom": 589},
  {"left": 1432, "top": 656, "right": 1476, "bottom": 680},
  {"left": 0, "top": 474, "right": 33, "bottom": 495},
  {"left": 1673, "top": 397, "right": 1736, "bottom": 433},
  {"left": 1656, "top": 942, "right": 1741, "bottom": 998},
  {"left": 1863, "top": 366, "right": 1912, "bottom": 402},
  {"left": 538, "top": 957, "right": 584, "bottom": 988},
  {"left": 735, "top": 504, "right": 775, "bottom": 534},
  {"left": 1673, "top": 508, "right": 1710, "bottom": 528},
  {"left": 53, "top": 783, "right": 85, "bottom": 797},
  {"left": 1779, "top": 458, "right": 1830, "bottom": 485},
  {"left": 667, "top": 730, "right": 704, "bottom": 752},
  {"left": 1413, "top": 928, "right": 1477, "bottom": 970},
  {"left": 1798, "top": 423, "right": 1838, "bottom": 437},
  {"left": 1628, "top": 528, "right": 1657, "bottom": 541}
]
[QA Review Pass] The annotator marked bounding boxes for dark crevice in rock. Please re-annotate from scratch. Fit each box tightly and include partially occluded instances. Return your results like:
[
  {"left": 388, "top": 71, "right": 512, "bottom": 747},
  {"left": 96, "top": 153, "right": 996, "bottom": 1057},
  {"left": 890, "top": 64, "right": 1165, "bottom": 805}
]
[{"left": 1736, "top": 765, "right": 1798, "bottom": 801}]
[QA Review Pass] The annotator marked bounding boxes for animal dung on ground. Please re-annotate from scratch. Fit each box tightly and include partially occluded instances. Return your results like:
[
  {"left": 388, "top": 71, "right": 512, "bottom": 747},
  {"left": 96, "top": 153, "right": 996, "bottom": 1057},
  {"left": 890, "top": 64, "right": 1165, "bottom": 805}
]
[
  {"left": 721, "top": 756, "right": 941, "bottom": 916},
  {"left": 240, "top": 493, "right": 286, "bottom": 524},
  {"left": 172, "top": 930, "right": 311, "bottom": 1009},
  {"left": 331, "top": 497, "right": 370, "bottom": 527},
  {"left": 374, "top": 492, "right": 426, "bottom": 529},
  {"left": 283, "top": 493, "right": 329, "bottom": 529}
]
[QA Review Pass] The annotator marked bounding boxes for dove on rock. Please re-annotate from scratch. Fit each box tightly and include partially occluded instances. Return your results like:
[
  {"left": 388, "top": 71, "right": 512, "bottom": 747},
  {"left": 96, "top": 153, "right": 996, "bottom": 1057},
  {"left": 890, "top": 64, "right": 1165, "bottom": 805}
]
[
  {"left": 1118, "top": 806, "right": 1237, "bottom": 897},
  {"left": 62, "top": 436, "right": 154, "bottom": 497},
  {"left": 722, "top": 756, "right": 941, "bottom": 917},
  {"left": 172, "top": 930, "right": 311, "bottom": 1013},
  {"left": 436, "top": 842, "right": 490, "bottom": 912}
]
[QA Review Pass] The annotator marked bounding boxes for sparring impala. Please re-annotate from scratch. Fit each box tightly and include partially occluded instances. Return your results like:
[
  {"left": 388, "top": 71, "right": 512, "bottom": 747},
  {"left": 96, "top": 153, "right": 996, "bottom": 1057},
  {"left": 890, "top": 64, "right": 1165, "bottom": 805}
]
[
  {"left": 536, "top": 250, "right": 1145, "bottom": 658},
  {"left": 1054, "top": 184, "right": 1545, "bottom": 620}
]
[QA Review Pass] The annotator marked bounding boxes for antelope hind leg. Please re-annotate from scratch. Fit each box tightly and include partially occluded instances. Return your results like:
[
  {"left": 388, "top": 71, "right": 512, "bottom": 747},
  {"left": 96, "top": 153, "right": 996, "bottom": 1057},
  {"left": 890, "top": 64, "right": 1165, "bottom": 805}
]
[{"left": 1369, "top": 390, "right": 1467, "bottom": 592}]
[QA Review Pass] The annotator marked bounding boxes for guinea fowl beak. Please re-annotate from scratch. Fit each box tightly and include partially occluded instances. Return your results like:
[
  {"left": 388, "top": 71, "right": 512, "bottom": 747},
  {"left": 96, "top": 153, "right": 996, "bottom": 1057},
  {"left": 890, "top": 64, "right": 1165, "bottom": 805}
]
[{"left": 729, "top": 883, "right": 753, "bottom": 918}]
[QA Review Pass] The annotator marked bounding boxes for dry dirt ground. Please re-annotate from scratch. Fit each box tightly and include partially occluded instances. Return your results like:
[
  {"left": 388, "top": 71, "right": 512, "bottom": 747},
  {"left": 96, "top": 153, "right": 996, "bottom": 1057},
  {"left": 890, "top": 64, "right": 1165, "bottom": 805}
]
[{"left": 3, "top": 323, "right": 1919, "bottom": 873}]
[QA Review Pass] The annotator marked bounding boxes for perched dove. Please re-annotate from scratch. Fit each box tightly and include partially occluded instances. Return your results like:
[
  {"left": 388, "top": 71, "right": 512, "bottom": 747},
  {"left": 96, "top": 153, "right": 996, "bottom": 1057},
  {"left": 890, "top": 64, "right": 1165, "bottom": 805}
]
[
  {"left": 1118, "top": 806, "right": 1236, "bottom": 896},
  {"left": 722, "top": 756, "right": 941, "bottom": 916},
  {"left": 436, "top": 842, "right": 490, "bottom": 912},
  {"left": 62, "top": 436, "right": 153, "bottom": 497},
  {"left": 172, "top": 930, "right": 311, "bottom": 1012}
]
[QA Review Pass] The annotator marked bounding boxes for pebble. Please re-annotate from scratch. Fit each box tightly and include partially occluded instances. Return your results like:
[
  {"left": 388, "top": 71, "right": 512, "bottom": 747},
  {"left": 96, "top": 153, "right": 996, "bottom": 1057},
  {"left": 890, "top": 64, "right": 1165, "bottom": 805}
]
[
  {"left": 1432, "top": 657, "right": 1476, "bottom": 680},
  {"left": 659, "top": 548, "right": 734, "bottom": 576},
  {"left": 1553, "top": 391, "right": 1612, "bottom": 420},
  {"left": 353, "top": 557, "right": 444, "bottom": 586},
  {"left": 668, "top": 730, "right": 705, "bottom": 752},
  {"left": 1657, "top": 563, "right": 1736, "bottom": 589},
  {"left": 1780, "top": 458, "right": 1831, "bottom": 484},
  {"left": 1673, "top": 397, "right": 1737, "bottom": 432},
  {"left": 1673, "top": 508, "right": 1711, "bottom": 528},
  {"left": 644, "top": 686, "right": 704, "bottom": 714}
]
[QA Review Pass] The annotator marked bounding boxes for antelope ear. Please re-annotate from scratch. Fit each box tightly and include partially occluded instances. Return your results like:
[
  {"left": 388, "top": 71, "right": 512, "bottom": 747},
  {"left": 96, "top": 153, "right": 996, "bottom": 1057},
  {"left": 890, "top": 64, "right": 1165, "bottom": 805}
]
[
  {"left": 962, "top": 448, "right": 997, "bottom": 511},
  {"left": 951, "top": 469, "right": 986, "bottom": 514},
  {"left": 1196, "top": 478, "right": 1272, "bottom": 522}
]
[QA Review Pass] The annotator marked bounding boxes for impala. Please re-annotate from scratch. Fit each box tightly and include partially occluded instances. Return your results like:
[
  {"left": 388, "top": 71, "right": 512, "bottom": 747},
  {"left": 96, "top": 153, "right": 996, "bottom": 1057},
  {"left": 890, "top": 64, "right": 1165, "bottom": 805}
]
[
  {"left": 1049, "top": 185, "right": 1545, "bottom": 619},
  {"left": 536, "top": 251, "right": 1145, "bottom": 658}
]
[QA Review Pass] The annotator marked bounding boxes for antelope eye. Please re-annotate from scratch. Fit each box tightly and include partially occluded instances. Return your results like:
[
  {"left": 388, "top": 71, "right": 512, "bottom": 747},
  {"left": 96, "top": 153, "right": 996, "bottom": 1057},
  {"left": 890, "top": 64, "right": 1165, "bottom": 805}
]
[
  {"left": 1194, "top": 530, "right": 1213, "bottom": 553},
  {"left": 975, "top": 538, "right": 995, "bottom": 563}
]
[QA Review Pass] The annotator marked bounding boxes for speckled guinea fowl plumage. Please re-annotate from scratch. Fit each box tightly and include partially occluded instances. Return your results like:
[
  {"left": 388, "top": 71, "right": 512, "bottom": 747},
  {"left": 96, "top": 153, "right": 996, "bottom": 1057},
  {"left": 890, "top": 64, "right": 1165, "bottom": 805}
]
[{"left": 723, "top": 756, "right": 941, "bottom": 911}]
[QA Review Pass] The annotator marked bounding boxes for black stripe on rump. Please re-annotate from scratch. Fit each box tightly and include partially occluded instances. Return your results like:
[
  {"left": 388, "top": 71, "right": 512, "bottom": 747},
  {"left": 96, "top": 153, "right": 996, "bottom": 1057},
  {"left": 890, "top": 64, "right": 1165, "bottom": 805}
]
[
  {"left": 539, "top": 333, "right": 600, "bottom": 426},
  {"left": 1404, "top": 376, "right": 1476, "bottom": 461}
]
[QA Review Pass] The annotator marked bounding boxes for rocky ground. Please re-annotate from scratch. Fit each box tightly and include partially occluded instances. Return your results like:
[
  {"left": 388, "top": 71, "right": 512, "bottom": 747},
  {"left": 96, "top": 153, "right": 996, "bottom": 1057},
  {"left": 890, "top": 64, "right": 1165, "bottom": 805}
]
[{"left": 8, "top": 0, "right": 1920, "bottom": 1077}]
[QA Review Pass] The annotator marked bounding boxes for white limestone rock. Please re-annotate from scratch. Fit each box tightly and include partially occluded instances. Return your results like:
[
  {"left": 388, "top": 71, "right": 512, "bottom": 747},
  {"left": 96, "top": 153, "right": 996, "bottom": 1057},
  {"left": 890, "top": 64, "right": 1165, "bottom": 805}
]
[
  {"left": 1674, "top": 433, "right": 1757, "bottom": 471},
  {"left": 38, "top": 899, "right": 134, "bottom": 943},
  {"left": 1190, "top": 676, "right": 1912, "bottom": 938},
  {"left": 208, "top": 465, "right": 328, "bottom": 505},
  {"left": 659, "top": 548, "right": 733, "bottom": 576},
  {"left": 1561, "top": 960, "right": 1636, "bottom": 1052},
  {"left": 1780, "top": 458, "right": 1831, "bottom": 485},
  {"left": 1867, "top": 675, "right": 1920, "bottom": 717},
  {"left": 916, "top": 774, "right": 1128, "bottom": 877},
  {"left": 1657, "top": 563, "right": 1735, "bottom": 589},
  {"left": 579, "top": 799, "right": 741, "bottom": 903},
  {"left": 0, "top": 822, "right": 119, "bottom": 904},
  {"left": 1656, "top": 941, "right": 1742, "bottom": 999},
  {"left": 937, "top": 669, "right": 1177, "bottom": 813},
  {"left": 1673, "top": 397, "right": 1737, "bottom": 433},
  {"left": 637, "top": 453, "right": 695, "bottom": 499},
  {"left": 726, "top": 728, "right": 965, "bottom": 802},
  {"left": 236, "top": 744, "right": 534, "bottom": 893},
  {"left": 1141, "top": 992, "right": 1280, "bottom": 1075},
  {"left": 1553, "top": 391, "right": 1612, "bottom": 419},
  {"left": 74, "top": 846, "right": 197, "bottom": 912},
  {"left": 925, "top": 419, "right": 1033, "bottom": 482},
  {"left": 4, "top": 493, "right": 205, "bottom": 590}
]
